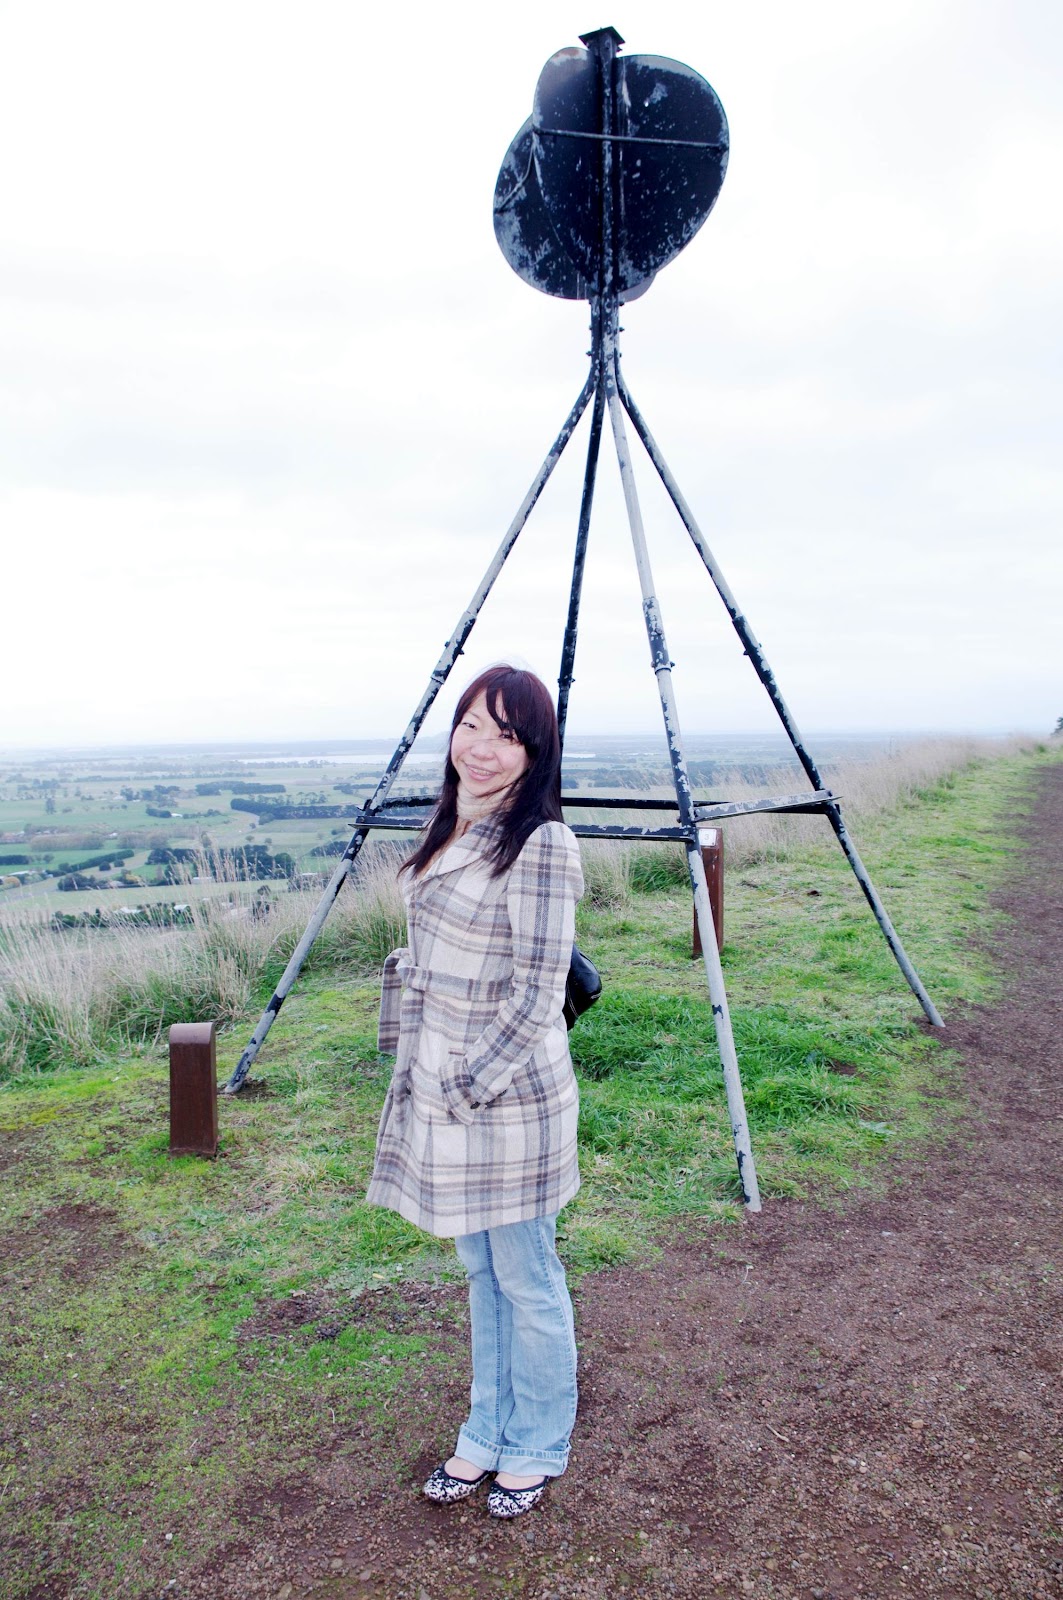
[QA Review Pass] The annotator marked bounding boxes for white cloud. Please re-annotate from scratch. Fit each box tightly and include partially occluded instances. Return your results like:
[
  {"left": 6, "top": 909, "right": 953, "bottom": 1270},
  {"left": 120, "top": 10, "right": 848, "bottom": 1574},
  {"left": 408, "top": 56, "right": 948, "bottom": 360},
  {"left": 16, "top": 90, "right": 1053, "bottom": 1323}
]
[{"left": 1, "top": 0, "right": 1060, "bottom": 745}]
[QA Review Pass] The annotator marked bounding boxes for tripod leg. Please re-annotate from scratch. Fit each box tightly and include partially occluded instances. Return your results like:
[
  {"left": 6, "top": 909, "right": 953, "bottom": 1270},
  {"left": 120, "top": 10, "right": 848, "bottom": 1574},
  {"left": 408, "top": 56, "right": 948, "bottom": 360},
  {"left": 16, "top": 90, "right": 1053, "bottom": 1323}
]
[
  {"left": 223, "top": 370, "right": 598, "bottom": 1092},
  {"left": 818, "top": 806, "right": 943, "bottom": 1027},
  {"left": 618, "top": 374, "right": 943, "bottom": 1030},
  {"left": 605, "top": 357, "right": 761, "bottom": 1210},
  {"left": 689, "top": 840, "right": 761, "bottom": 1210},
  {"left": 557, "top": 379, "right": 606, "bottom": 743}
]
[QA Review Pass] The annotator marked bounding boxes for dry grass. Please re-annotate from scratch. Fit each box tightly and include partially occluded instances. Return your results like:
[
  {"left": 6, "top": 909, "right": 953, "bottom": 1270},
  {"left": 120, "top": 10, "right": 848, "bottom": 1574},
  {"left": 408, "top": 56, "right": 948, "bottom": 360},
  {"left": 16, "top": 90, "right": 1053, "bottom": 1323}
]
[
  {"left": 580, "top": 840, "right": 635, "bottom": 909},
  {"left": 0, "top": 843, "right": 409, "bottom": 1080},
  {"left": 717, "top": 733, "right": 1036, "bottom": 868},
  {"left": 583, "top": 733, "right": 1040, "bottom": 901},
  {"left": 311, "top": 850, "right": 409, "bottom": 973},
  {"left": 0, "top": 904, "right": 266, "bottom": 1075}
]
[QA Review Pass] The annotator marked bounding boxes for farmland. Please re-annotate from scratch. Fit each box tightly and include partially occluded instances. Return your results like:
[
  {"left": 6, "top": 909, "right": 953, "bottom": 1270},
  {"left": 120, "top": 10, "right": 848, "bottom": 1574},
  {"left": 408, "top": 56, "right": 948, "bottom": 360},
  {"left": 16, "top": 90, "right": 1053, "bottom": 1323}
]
[{"left": 0, "top": 729, "right": 898, "bottom": 918}]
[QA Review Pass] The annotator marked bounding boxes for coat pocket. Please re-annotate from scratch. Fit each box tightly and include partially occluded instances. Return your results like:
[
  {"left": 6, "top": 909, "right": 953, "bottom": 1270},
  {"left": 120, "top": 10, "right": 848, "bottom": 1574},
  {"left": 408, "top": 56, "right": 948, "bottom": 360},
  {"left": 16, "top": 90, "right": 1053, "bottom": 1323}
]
[
  {"left": 472, "top": 1038, "right": 579, "bottom": 1124},
  {"left": 409, "top": 1039, "right": 476, "bottom": 1125},
  {"left": 440, "top": 1053, "right": 479, "bottom": 1126}
]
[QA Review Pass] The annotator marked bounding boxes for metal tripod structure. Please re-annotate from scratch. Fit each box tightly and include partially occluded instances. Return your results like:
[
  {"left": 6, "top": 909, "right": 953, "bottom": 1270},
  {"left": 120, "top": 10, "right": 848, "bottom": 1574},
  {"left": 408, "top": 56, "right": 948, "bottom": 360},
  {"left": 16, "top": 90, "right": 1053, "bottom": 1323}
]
[{"left": 224, "top": 27, "right": 942, "bottom": 1213}]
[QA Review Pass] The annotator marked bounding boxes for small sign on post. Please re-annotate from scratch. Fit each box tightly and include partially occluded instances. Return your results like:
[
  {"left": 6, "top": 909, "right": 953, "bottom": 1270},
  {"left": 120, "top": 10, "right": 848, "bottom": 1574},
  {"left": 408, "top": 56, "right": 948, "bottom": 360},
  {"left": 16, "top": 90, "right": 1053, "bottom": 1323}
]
[
  {"left": 692, "top": 826, "right": 724, "bottom": 958},
  {"left": 169, "top": 1021, "right": 219, "bottom": 1158}
]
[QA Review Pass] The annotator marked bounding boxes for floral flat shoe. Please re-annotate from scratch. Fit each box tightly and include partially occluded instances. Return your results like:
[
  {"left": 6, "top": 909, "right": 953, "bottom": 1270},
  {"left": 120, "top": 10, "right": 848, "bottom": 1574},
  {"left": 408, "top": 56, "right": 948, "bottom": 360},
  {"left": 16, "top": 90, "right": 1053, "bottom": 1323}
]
[
  {"left": 422, "top": 1463, "right": 491, "bottom": 1504},
  {"left": 486, "top": 1476, "right": 549, "bottom": 1518}
]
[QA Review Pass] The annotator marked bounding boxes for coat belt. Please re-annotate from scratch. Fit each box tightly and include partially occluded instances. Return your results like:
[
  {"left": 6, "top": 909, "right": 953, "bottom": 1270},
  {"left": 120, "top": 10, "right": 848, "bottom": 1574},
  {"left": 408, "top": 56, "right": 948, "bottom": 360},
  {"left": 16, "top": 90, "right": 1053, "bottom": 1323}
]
[{"left": 395, "top": 957, "right": 511, "bottom": 1005}]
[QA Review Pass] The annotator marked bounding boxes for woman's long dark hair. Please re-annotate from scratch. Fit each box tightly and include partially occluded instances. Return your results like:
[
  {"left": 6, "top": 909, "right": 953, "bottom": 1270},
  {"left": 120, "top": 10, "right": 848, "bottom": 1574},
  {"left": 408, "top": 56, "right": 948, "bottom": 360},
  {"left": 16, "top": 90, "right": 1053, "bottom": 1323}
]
[{"left": 402, "top": 665, "right": 563, "bottom": 879}]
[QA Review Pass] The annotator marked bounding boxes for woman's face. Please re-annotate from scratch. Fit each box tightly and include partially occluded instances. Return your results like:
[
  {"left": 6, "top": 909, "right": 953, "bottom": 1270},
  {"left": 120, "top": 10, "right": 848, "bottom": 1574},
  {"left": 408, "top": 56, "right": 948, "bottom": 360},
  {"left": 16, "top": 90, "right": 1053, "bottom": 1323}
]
[{"left": 450, "top": 691, "right": 530, "bottom": 799}]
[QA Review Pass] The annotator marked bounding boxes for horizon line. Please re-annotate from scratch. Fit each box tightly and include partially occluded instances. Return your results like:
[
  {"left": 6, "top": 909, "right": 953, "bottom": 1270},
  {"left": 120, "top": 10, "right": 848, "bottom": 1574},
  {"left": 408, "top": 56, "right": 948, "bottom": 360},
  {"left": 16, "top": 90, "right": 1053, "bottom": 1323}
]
[{"left": 0, "top": 726, "right": 1045, "bottom": 758}]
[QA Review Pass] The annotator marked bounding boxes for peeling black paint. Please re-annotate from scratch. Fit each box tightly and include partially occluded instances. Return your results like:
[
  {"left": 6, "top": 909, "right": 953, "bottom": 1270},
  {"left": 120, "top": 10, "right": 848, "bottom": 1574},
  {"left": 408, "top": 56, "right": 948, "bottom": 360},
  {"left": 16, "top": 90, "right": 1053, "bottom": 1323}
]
[{"left": 495, "top": 31, "right": 728, "bottom": 301}]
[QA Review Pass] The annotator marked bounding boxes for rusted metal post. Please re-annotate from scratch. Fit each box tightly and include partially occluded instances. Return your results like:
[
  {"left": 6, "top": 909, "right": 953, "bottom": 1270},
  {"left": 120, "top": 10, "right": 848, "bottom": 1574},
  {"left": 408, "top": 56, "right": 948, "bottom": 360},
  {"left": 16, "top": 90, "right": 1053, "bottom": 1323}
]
[
  {"left": 692, "top": 825, "right": 723, "bottom": 958},
  {"left": 169, "top": 1022, "right": 219, "bottom": 1157}
]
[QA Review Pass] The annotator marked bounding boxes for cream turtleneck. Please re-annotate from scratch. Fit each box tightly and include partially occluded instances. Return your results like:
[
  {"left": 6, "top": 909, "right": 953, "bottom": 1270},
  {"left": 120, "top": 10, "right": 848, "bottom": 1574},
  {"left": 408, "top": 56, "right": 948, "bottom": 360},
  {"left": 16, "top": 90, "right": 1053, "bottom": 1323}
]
[{"left": 453, "top": 782, "right": 513, "bottom": 837}]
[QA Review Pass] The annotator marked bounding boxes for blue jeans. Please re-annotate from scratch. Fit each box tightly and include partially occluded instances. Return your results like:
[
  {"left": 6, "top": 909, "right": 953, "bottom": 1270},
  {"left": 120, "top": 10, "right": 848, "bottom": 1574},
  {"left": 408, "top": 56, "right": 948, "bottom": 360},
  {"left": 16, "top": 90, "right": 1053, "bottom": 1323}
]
[{"left": 453, "top": 1214, "right": 577, "bottom": 1479}]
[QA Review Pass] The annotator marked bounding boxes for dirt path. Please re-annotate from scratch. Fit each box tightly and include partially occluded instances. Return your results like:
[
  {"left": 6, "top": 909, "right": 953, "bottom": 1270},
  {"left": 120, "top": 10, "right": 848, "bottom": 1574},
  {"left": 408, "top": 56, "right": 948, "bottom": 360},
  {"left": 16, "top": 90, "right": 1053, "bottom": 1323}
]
[{"left": 193, "top": 765, "right": 1062, "bottom": 1600}]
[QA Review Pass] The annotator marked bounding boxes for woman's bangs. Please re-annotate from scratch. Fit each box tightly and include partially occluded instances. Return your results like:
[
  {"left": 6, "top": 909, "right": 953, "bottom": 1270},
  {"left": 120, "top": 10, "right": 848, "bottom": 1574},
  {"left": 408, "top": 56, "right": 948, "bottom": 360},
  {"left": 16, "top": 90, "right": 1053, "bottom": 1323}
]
[{"left": 494, "top": 674, "right": 553, "bottom": 757}]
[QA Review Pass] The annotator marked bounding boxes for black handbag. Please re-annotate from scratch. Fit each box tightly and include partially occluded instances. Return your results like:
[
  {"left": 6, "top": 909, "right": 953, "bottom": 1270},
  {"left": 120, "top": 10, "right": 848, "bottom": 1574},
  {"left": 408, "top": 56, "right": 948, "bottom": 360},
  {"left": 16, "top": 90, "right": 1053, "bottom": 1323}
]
[{"left": 563, "top": 943, "right": 602, "bottom": 1030}]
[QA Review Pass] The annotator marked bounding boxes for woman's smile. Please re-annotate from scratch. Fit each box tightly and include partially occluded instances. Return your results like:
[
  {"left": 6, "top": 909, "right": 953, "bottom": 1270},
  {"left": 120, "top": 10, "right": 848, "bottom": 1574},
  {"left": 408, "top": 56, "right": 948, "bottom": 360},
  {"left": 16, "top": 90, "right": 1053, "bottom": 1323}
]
[{"left": 450, "top": 690, "right": 531, "bottom": 798}]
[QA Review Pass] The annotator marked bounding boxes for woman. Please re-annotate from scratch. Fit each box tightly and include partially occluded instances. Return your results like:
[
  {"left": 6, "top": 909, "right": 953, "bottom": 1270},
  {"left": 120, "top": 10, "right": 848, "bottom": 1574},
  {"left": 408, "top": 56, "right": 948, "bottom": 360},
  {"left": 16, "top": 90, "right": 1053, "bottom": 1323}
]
[{"left": 367, "top": 664, "right": 583, "bottom": 1519}]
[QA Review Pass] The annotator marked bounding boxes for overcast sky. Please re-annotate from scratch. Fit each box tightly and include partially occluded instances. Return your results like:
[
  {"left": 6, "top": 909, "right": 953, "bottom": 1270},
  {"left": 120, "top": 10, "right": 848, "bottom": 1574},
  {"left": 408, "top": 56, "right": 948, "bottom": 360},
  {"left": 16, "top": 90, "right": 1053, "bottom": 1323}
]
[{"left": 1, "top": 0, "right": 1059, "bottom": 750}]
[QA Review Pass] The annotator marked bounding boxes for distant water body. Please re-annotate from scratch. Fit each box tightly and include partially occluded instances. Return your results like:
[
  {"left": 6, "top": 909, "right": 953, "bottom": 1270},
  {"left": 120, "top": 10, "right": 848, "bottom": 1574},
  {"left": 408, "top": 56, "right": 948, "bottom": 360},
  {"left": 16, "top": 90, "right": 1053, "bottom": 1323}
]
[
  {"left": 237, "top": 752, "right": 443, "bottom": 766},
  {"left": 236, "top": 751, "right": 599, "bottom": 766}
]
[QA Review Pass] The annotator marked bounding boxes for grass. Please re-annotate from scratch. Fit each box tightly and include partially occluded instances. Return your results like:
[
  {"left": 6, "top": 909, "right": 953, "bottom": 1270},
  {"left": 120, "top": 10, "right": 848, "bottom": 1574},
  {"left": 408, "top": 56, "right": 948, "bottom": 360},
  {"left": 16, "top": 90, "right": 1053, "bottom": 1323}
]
[{"left": 0, "top": 741, "right": 1057, "bottom": 1596}]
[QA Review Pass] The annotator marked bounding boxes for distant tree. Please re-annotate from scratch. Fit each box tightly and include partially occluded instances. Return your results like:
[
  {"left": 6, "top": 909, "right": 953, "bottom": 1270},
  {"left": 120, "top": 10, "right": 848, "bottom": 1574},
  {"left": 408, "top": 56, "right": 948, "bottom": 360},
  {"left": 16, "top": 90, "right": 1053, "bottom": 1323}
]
[
  {"left": 1055, "top": 716, "right": 1063, "bottom": 736},
  {"left": 148, "top": 843, "right": 294, "bottom": 883},
  {"left": 146, "top": 846, "right": 197, "bottom": 867}
]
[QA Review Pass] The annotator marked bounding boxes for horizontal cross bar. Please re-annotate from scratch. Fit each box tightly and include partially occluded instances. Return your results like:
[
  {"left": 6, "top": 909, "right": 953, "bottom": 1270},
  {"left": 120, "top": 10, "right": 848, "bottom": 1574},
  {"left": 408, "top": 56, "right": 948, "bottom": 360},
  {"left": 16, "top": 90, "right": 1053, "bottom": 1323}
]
[
  {"left": 695, "top": 792, "right": 835, "bottom": 820},
  {"left": 347, "top": 819, "right": 692, "bottom": 842},
  {"left": 569, "top": 825, "right": 689, "bottom": 840},
  {"left": 347, "top": 790, "right": 835, "bottom": 832},
  {"left": 373, "top": 793, "right": 688, "bottom": 812},
  {"left": 372, "top": 789, "right": 835, "bottom": 814}
]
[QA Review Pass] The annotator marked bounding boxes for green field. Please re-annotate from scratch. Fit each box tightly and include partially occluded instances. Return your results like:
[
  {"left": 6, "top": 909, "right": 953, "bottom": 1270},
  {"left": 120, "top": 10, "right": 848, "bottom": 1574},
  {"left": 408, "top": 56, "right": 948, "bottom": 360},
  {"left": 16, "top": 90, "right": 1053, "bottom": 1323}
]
[{"left": 0, "top": 748, "right": 430, "bottom": 913}]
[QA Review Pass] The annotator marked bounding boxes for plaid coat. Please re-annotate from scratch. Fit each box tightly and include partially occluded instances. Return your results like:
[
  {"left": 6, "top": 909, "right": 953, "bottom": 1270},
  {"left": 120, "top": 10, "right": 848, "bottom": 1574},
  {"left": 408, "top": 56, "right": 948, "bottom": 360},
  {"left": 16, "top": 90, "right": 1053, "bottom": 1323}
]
[{"left": 366, "top": 818, "right": 584, "bottom": 1237}]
